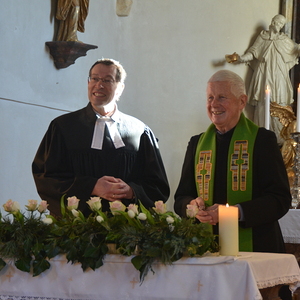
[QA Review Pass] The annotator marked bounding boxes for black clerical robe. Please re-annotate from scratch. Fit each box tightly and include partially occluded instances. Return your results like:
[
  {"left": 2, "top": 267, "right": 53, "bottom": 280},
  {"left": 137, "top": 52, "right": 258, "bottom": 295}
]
[
  {"left": 32, "top": 103, "right": 169, "bottom": 216},
  {"left": 174, "top": 127, "right": 291, "bottom": 253}
]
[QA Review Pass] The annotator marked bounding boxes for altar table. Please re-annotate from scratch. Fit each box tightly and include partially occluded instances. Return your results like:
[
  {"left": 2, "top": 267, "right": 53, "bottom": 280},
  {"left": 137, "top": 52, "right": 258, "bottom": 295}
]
[{"left": 0, "top": 252, "right": 300, "bottom": 300}]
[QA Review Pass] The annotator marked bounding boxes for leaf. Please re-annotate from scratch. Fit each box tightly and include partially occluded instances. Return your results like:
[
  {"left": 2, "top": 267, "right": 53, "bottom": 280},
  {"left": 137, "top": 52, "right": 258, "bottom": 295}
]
[
  {"left": 44, "top": 244, "right": 61, "bottom": 259},
  {"left": 138, "top": 200, "right": 155, "bottom": 225},
  {"left": 131, "top": 255, "right": 143, "bottom": 270},
  {"left": 32, "top": 258, "right": 50, "bottom": 277},
  {"left": 60, "top": 194, "right": 66, "bottom": 217},
  {"left": 0, "top": 257, "right": 6, "bottom": 271},
  {"left": 83, "top": 245, "right": 100, "bottom": 258},
  {"left": 94, "top": 256, "right": 104, "bottom": 269},
  {"left": 15, "top": 257, "right": 31, "bottom": 273}
]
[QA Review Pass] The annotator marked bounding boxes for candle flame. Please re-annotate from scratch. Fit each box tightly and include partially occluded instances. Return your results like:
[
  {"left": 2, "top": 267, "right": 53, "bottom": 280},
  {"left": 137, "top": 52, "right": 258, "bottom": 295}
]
[{"left": 226, "top": 203, "right": 229, "bottom": 207}]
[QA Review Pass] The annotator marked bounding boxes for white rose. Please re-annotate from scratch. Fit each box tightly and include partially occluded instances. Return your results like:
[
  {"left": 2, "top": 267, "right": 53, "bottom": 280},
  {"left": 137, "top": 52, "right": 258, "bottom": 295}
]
[
  {"left": 25, "top": 199, "right": 38, "bottom": 211},
  {"left": 87, "top": 197, "right": 102, "bottom": 211},
  {"left": 67, "top": 196, "right": 80, "bottom": 210}
]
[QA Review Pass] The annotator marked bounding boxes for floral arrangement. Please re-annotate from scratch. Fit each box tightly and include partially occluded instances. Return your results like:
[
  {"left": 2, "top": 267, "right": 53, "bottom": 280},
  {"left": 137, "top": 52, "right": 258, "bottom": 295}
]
[{"left": 0, "top": 197, "right": 219, "bottom": 282}]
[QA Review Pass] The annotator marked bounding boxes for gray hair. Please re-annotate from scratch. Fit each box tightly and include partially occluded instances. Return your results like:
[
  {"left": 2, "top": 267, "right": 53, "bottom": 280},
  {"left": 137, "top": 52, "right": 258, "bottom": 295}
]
[{"left": 207, "top": 70, "right": 246, "bottom": 97}]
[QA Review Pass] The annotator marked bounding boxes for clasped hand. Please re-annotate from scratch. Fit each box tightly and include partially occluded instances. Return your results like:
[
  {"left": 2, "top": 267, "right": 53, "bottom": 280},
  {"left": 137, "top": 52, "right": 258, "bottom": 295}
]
[
  {"left": 190, "top": 197, "right": 219, "bottom": 225},
  {"left": 92, "top": 176, "right": 133, "bottom": 201}
]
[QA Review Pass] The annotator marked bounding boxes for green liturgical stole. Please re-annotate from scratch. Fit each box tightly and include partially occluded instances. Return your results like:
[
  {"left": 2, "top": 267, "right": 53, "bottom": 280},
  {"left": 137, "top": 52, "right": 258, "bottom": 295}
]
[{"left": 194, "top": 113, "right": 259, "bottom": 252}]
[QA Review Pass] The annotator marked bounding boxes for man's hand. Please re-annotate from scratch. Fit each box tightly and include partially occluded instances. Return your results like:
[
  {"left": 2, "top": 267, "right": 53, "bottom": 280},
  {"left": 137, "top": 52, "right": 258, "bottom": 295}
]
[
  {"left": 190, "top": 197, "right": 206, "bottom": 210},
  {"left": 92, "top": 176, "right": 134, "bottom": 201},
  {"left": 189, "top": 197, "right": 220, "bottom": 225}
]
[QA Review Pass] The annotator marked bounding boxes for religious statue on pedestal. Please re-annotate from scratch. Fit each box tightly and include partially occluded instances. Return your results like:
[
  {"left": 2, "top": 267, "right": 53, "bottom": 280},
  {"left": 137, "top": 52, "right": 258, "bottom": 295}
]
[
  {"left": 46, "top": 0, "right": 97, "bottom": 69},
  {"left": 226, "top": 14, "right": 300, "bottom": 143},
  {"left": 56, "top": 0, "right": 89, "bottom": 42}
]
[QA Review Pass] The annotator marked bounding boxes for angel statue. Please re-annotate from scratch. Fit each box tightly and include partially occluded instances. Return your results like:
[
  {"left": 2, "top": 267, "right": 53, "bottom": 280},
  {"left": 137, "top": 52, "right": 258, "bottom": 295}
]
[
  {"left": 270, "top": 101, "right": 296, "bottom": 187},
  {"left": 56, "top": 0, "right": 89, "bottom": 42}
]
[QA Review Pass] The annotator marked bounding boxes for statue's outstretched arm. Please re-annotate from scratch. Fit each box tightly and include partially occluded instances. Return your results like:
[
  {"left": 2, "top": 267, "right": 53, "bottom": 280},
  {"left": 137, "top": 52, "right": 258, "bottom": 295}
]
[
  {"left": 239, "top": 52, "right": 254, "bottom": 63},
  {"left": 225, "top": 52, "right": 253, "bottom": 64}
]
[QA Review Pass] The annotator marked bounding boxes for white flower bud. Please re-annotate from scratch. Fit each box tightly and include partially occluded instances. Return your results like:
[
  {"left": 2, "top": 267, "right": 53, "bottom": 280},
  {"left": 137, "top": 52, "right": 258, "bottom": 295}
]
[
  {"left": 71, "top": 209, "right": 79, "bottom": 217},
  {"left": 96, "top": 215, "right": 104, "bottom": 223},
  {"left": 137, "top": 213, "right": 147, "bottom": 221},
  {"left": 42, "top": 217, "right": 53, "bottom": 225},
  {"left": 127, "top": 210, "right": 136, "bottom": 218},
  {"left": 166, "top": 216, "right": 174, "bottom": 224}
]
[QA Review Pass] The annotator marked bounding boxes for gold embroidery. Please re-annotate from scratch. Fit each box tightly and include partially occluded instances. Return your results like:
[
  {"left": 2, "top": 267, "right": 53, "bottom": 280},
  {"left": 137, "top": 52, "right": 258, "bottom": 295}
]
[
  {"left": 196, "top": 150, "right": 212, "bottom": 200},
  {"left": 231, "top": 140, "right": 249, "bottom": 191}
]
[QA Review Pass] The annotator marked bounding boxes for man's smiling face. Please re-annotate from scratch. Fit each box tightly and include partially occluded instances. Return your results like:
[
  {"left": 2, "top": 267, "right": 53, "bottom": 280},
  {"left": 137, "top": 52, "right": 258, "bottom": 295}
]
[
  {"left": 88, "top": 63, "right": 124, "bottom": 115},
  {"left": 206, "top": 81, "right": 246, "bottom": 133}
]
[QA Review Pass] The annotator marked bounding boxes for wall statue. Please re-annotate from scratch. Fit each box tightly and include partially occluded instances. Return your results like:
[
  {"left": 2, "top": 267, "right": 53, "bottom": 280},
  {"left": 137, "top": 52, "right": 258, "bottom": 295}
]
[
  {"left": 116, "top": 0, "right": 133, "bottom": 16},
  {"left": 56, "top": 0, "right": 89, "bottom": 42},
  {"left": 226, "top": 14, "right": 300, "bottom": 143}
]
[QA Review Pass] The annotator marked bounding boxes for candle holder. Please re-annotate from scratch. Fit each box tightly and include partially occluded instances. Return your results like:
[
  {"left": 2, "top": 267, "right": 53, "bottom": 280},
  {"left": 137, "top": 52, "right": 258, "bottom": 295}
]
[{"left": 291, "top": 132, "right": 300, "bottom": 208}]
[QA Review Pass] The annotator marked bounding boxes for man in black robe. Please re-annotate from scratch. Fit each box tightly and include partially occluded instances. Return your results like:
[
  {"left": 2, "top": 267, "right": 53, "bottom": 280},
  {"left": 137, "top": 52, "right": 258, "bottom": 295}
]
[
  {"left": 174, "top": 70, "right": 291, "bottom": 253},
  {"left": 174, "top": 70, "right": 292, "bottom": 300},
  {"left": 32, "top": 58, "right": 169, "bottom": 216}
]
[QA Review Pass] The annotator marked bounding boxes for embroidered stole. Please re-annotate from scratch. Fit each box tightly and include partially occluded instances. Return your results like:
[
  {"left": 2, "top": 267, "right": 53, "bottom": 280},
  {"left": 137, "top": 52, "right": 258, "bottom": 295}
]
[{"left": 194, "top": 113, "right": 259, "bottom": 251}]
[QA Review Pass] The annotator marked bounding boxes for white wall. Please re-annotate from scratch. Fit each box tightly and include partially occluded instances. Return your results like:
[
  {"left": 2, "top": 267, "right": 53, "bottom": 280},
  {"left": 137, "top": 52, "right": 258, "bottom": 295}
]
[{"left": 0, "top": 0, "right": 280, "bottom": 211}]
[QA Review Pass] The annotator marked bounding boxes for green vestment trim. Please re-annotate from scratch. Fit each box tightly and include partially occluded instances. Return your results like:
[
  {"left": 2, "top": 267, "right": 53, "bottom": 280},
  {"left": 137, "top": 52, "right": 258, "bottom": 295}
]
[{"left": 194, "top": 113, "right": 259, "bottom": 251}]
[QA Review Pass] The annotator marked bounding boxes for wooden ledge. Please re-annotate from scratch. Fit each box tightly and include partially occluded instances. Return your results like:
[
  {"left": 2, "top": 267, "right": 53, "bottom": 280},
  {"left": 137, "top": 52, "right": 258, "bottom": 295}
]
[{"left": 45, "top": 41, "right": 98, "bottom": 69}]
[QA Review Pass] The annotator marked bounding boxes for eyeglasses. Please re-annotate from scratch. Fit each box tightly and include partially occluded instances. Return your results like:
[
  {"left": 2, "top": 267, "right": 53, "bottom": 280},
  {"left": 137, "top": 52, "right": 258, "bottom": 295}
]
[{"left": 88, "top": 76, "right": 116, "bottom": 85}]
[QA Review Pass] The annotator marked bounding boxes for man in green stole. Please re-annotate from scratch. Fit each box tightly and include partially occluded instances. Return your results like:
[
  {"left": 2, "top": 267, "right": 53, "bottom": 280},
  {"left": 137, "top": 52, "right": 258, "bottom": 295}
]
[{"left": 174, "top": 70, "right": 291, "bottom": 255}]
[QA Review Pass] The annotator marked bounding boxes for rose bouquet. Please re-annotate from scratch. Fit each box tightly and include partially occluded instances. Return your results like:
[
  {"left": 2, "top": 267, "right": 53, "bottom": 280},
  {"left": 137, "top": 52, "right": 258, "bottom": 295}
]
[
  {"left": 0, "top": 199, "right": 58, "bottom": 276},
  {"left": 0, "top": 196, "right": 219, "bottom": 282},
  {"left": 108, "top": 200, "right": 219, "bottom": 282},
  {"left": 48, "top": 196, "right": 111, "bottom": 271}
]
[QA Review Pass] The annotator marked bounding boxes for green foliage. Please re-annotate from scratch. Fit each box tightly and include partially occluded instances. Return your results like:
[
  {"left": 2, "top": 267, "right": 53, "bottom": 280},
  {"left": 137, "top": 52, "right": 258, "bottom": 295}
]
[
  {"left": 52, "top": 214, "right": 109, "bottom": 271},
  {"left": 0, "top": 212, "right": 54, "bottom": 276}
]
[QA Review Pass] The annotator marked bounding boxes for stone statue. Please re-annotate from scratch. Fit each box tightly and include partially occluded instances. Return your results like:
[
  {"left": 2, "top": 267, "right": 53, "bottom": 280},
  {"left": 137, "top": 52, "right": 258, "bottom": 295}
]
[
  {"left": 56, "top": 0, "right": 89, "bottom": 42},
  {"left": 116, "top": 0, "right": 133, "bottom": 16},
  {"left": 270, "top": 101, "right": 296, "bottom": 187},
  {"left": 226, "top": 14, "right": 300, "bottom": 142}
]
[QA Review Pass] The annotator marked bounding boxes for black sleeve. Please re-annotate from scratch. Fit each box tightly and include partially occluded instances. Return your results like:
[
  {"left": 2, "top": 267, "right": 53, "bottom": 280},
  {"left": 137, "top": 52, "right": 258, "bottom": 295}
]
[
  {"left": 128, "top": 128, "right": 170, "bottom": 209},
  {"left": 174, "top": 135, "right": 201, "bottom": 217},
  {"left": 239, "top": 128, "right": 291, "bottom": 228},
  {"left": 32, "top": 120, "right": 97, "bottom": 216}
]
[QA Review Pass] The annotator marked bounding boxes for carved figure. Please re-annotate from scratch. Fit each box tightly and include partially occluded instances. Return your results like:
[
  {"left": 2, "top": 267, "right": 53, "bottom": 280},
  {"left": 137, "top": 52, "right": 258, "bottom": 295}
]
[
  {"left": 270, "top": 101, "right": 296, "bottom": 186},
  {"left": 116, "top": 0, "right": 133, "bottom": 16},
  {"left": 226, "top": 14, "right": 300, "bottom": 141},
  {"left": 56, "top": 0, "right": 89, "bottom": 42}
]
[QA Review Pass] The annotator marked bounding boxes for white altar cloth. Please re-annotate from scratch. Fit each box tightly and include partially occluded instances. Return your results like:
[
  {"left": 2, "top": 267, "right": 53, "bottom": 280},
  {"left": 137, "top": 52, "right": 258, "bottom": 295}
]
[
  {"left": 279, "top": 209, "right": 300, "bottom": 243},
  {"left": 0, "top": 252, "right": 300, "bottom": 300}
]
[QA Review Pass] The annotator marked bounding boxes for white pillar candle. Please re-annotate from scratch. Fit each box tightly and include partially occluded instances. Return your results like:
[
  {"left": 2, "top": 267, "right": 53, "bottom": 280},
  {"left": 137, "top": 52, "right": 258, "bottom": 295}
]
[
  {"left": 219, "top": 204, "right": 239, "bottom": 256},
  {"left": 297, "top": 84, "right": 300, "bottom": 133},
  {"left": 265, "top": 86, "right": 270, "bottom": 130}
]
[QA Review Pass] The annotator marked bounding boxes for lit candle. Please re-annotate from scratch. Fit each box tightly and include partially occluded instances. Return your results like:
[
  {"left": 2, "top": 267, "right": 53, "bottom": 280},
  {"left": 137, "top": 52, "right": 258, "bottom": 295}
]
[
  {"left": 265, "top": 86, "right": 270, "bottom": 130},
  {"left": 218, "top": 204, "right": 239, "bottom": 256},
  {"left": 297, "top": 84, "right": 300, "bottom": 133}
]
